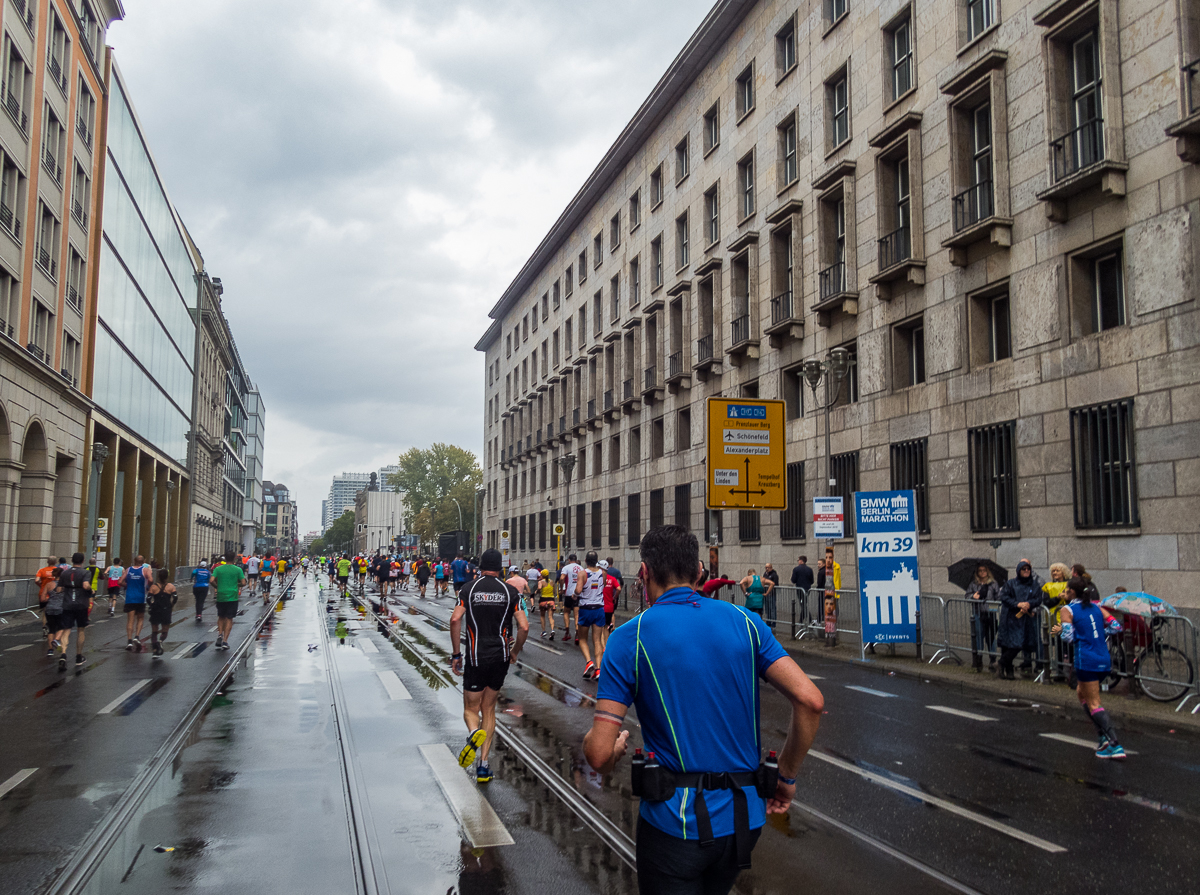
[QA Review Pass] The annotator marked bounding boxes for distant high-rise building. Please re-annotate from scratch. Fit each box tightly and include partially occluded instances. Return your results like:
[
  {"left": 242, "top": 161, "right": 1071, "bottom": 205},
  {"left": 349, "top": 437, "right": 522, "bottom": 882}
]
[
  {"left": 323, "top": 472, "right": 371, "bottom": 531},
  {"left": 377, "top": 464, "right": 400, "bottom": 491}
]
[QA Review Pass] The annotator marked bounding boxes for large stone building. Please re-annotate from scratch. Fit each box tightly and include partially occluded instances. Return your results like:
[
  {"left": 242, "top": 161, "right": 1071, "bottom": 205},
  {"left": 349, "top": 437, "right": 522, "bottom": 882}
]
[
  {"left": 261, "top": 480, "right": 296, "bottom": 554},
  {"left": 352, "top": 487, "right": 406, "bottom": 556},
  {"left": 0, "top": 0, "right": 123, "bottom": 575},
  {"left": 478, "top": 0, "right": 1200, "bottom": 604}
]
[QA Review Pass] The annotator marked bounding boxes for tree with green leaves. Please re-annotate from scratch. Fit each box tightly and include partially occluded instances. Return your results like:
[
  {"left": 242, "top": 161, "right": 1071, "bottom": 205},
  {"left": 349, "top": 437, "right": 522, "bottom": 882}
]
[
  {"left": 323, "top": 510, "right": 356, "bottom": 554},
  {"left": 307, "top": 537, "right": 326, "bottom": 556},
  {"left": 393, "top": 444, "right": 482, "bottom": 537}
]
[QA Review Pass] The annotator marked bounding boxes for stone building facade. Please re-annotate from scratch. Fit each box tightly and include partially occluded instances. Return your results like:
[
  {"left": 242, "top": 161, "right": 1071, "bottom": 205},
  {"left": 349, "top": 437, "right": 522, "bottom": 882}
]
[{"left": 478, "top": 0, "right": 1200, "bottom": 605}]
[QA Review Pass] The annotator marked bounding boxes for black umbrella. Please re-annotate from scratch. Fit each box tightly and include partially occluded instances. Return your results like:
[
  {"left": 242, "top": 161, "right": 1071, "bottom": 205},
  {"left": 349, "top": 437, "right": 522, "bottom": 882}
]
[{"left": 947, "top": 557, "right": 1008, "bottom": 592}]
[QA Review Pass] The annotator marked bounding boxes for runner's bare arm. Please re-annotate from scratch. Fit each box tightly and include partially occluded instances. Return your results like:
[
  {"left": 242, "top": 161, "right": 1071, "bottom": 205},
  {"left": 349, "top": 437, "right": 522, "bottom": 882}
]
[
  {"left": 584, "top": 699, "right": 630, "bottom": 773},
  {"left": 763, "top": 656, "right": 824, "bottom": 811}
]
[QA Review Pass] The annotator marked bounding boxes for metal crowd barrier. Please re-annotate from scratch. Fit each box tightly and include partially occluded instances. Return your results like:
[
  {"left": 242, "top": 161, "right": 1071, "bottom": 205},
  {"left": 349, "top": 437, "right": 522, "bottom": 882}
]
[{"left": 0, "top": 578, "right": 39, "bottom": 617}]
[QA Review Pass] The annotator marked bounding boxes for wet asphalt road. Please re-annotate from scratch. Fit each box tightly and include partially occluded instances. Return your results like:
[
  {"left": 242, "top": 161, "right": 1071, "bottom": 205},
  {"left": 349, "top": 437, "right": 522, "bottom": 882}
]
[
  {"left": 0, "top": 585, "right": 277, "bottom": 893},
  {"left": 4, "top": 573, "right": 1199, "bottom": 894}
]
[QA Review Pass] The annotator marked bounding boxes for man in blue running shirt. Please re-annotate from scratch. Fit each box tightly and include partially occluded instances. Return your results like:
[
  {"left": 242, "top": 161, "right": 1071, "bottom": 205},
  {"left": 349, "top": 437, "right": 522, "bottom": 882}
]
[
  {"left": 451, "top": 551, "right": 470, "bottom": 597},
  {"left": 119, "top": 554, "right": 151, "bottom": 650}
]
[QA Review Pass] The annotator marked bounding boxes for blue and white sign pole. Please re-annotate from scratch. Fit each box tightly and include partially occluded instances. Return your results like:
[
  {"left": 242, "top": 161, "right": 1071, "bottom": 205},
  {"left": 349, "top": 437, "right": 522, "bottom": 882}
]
[{"left": 854, "top": 490, "right": 920, "bottom": 659}]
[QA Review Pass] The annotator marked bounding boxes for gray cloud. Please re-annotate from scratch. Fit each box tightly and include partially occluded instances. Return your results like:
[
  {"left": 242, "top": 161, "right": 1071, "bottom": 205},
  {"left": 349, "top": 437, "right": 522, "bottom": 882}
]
[{"left": 108, "top": 0, "right": 714, "bottom": 532}]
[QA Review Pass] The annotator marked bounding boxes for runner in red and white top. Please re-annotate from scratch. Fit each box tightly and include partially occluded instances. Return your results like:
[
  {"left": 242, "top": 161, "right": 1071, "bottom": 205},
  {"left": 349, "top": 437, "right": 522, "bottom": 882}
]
[{"left": 559, "top": 554, "right": 583, "bottom": 643}]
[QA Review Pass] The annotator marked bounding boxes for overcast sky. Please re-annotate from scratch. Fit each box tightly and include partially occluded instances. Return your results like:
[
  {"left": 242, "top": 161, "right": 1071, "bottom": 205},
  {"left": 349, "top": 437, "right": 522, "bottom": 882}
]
[{"left": 107, "top": 0, "right": 714, "bottom": 534}]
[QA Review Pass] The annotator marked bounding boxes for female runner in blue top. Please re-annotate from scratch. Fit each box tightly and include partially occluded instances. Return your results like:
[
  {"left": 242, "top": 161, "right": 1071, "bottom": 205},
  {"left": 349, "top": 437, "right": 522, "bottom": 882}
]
[{"left": 1054, "top": 576, "right": 1126, "bottom": 759}]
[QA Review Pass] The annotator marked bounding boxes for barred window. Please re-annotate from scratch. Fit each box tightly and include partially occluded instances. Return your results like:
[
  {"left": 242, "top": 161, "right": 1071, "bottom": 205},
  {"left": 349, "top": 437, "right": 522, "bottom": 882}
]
[
  {"left": 1071, "top": 400, "right": 1138, "bottom": 528},
  {"left": 739, "top": 510, "right": 761, "bottom": 543},
  {"left": 705, "top": 509, "right": 723, "bottom": 545},
  {"left": 650, "top": 488, "right": 665, "bottom": 530},
  {"left": 591, "top": 501, "right": 602, "bottom": 548},
  {"left": 628, "top": 493, "right": 641, "bottom": 546},
  {"left": 609, "top": 496, "right": 620, "bottom": 546},
  {"left": 781, "top": 461, "right": 805, "bottom": 540},
  {"left": 968, "top": 421, "right": 1018, "bottom": 532},
  {"left": 830, "top": 451, "right": 859, "bottom": 536},
  {"left": 576, "top": 503, "right": 586, "bottom": 548},
  {"left": 539, "top": 511, "right": 547, "bottom": 550},
  {"left": 519, "top": 514, "right": 526, "bottom": 550},
  {"left": 674, "top": 484, "right": 690, "bottom": 529},
  {"left": 890, "top": 438, "right": 930, "bottom": 533}
]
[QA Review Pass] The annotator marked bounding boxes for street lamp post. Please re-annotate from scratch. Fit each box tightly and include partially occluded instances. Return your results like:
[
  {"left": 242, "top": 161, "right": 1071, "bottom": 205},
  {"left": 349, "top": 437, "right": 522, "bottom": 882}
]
[
  {"left": 557, "top": 454, "right": 576, "bottom": 554},
  {"left": 474, "top": 487, "right": 487, "bottom": 557},
  {"left": 451, "top": 498, "right": 464, "bottom": 554},
  {"left": 802, "top": 347, "right": 853, "bottom": 647},
  {"left": 86, "top": 442, "right": 110, "bottom": 565}
]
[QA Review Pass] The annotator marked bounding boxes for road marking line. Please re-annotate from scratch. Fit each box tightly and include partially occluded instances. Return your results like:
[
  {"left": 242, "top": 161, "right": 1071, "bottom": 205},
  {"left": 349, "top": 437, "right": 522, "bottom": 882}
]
[
  {"left": 5, "top": 643, "right": 33, "bottom": 651},
  {"left": 845, "top": 685, "right": 897, "bottom": 698},
  {"left": 207, "top": 625, "right": 218, "bottom": 633},
  {"left": 171, "top": 643, "right": 198, "bottom": 660},
  {"left": 927, "top": 705, "right": 998, "bottom": 722},
  {"left": 98, "top": 679, "right": 153, "bottom": 715},
  {"left": 0, "top": 768, "right": 37, "bottom": 799},
  {"left": 806, "top": 674, "right": 824, "bottom": 680},
  {"left": 808, "top": 749, "right": 1066, "bottom": 853},
  {"left": 419, "top": 744, "right": 513, "bottom": 848},
  {"left": 1039, "top": 733, "right": 1137, "bottom": 754},
  {"left": 376, "top": 670, "right": 411, "bottom": 700},
  {"left": 358, "top": 639, "right": 378, "bottom": 654},
  {"left": 529, "top": 641, "right": 563, "bottom": 655}
]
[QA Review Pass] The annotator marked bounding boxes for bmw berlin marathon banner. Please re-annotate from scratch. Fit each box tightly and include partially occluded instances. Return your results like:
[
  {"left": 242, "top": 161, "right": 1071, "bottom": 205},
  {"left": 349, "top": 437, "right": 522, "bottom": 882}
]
[{"left": 853, "top": 490, "right": 920, "bottom": 652}]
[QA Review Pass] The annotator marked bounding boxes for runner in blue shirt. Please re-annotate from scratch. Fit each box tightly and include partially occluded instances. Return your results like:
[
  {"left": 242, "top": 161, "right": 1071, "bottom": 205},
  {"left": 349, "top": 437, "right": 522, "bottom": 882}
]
[
  {"left": 584, "top": 525, "right": 824, "bottom": 893},
  {"left": 451, "top": 551, "right": 470, "bottom": 598},
  {"left": 191, "top": 561, "right": 212, "bottom": 622},
  {"left": 1055, "top": 576, "right": 1126, "bottom": 759},
  {"left": 119, "top": 554, "right": 151, "bottom": 651}
]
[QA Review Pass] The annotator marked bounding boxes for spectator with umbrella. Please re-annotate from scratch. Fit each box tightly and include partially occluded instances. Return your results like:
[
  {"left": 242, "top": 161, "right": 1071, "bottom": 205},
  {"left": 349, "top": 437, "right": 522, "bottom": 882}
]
[{"left": 947, "top": 558, "right": 1006, "bottom": 672}]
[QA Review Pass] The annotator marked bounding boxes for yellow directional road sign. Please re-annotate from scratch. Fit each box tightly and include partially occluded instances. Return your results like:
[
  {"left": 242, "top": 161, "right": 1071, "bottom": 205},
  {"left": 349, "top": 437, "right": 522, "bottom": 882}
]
[{"left": 705, "top": 398, "right": 787, "bottom": 511}]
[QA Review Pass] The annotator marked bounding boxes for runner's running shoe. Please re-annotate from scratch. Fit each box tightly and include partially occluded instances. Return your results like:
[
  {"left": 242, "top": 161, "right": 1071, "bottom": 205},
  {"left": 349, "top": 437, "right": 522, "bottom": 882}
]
[
  {"left": 1096, "top": 743, "right": 1126, "bottom": 760},
  {"left": 583, "top": 660, "right": 594, "bottom": 678},
  {"left": 458, "top": 728, "right": 487, "bottom": 769},
  {"left": 476, "top": 762, "right": 493, "bottom": 784},
  {"left": 75, "top": 654, "right": 84, "bottom": 667}
]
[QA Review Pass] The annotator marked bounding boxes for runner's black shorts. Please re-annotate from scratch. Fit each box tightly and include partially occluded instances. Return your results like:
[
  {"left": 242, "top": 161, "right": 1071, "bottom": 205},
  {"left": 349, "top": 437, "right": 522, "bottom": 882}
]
[
  {"left": 337, "top": 576, "right": 349, "bottom": 586},
  {"left": 605, "top": 610, "right": 614, "bottom": 626},
  {"left": 564, "top": 595, "right": 579, "bottom": 610},
  {"left": 463, "top": 661, "right": 509, "bottom": 692},
  {"left": 60, "top": 604, "right": 90, "bottom": 628},
  {"left": 216, "top": 600, "right": 239, "bottom": 619},
  {"left": 124, "top": 601, "right": 145, "bottom": 614},
  {"left": 45, "top": 612, "right": 64, "bottom": 632}
]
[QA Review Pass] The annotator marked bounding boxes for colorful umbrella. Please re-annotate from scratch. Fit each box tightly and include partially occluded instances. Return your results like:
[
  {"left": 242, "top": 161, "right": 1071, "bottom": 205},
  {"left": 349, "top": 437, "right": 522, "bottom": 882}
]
[{"left": 1099, "top": 592, "right": 1179, "bottom": 618}]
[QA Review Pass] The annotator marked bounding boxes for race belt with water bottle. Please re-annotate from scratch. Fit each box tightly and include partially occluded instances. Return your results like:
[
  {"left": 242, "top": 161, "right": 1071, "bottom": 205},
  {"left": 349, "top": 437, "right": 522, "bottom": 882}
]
[{"left": 630, "top": 748, "right": 780, "bottom": 868}]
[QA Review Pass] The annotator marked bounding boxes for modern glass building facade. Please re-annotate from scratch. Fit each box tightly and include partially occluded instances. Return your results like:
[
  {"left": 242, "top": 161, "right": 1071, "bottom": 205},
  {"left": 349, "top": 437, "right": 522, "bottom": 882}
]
[{"left": 93, "top": 67, "right": 195, "bottom": 465}]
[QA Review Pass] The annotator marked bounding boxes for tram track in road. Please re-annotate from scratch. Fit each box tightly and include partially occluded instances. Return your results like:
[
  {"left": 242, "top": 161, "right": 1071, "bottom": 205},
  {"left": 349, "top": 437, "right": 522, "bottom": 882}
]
[{"left": 43, "top": 571, "right": 304, "bottom": 895}]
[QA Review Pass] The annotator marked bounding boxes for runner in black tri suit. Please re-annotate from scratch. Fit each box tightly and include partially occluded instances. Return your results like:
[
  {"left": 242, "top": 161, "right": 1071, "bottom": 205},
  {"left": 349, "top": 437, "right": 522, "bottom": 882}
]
[{"left": 449, "top": 548, "right": 529, "bottom": 783}]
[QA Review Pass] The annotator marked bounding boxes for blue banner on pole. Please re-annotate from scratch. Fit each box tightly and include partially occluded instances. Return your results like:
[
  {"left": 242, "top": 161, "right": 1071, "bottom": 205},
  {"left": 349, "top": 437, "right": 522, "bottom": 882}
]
[{"left": 854, "top": 490, "right": 920, "bottom": 645}]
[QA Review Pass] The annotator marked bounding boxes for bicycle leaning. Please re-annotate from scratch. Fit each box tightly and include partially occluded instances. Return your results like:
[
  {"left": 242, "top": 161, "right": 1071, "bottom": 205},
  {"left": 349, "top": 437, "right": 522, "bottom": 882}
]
[{"left": 1103, "top": 615, "right": 1195, "bottom": 702}]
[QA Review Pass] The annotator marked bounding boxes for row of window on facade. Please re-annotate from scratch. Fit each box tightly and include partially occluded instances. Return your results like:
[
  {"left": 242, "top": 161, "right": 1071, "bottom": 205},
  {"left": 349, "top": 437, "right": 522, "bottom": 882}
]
[
  {"left": 494, "top": 395, "right": 1137, "bottom": 555},
  {"left": 493, "top": 0, "right": 1122, "bottom": 397}
]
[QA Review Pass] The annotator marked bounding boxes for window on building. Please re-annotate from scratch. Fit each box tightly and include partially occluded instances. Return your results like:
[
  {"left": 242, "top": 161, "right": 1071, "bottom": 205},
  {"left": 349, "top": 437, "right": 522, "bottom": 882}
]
[
  {"left": 704, "top": 184, "right": 719, "bottom": 246},
  {"left": 776, "top": 16, "right": 797, "bottom": 76},
  {"left": 591, "top": 501, "right": 602, "bottom": 548},
  {"left": 1070, "top": 399, "right": 1138, "bottom": 528},
  {"left": 627, "top": 493, "right": 641, "bottom": 546},
  {"left": 677, "top": 407, "right": 691, "bottom": 450},
  {"left": 47, "top": 9, "right": 71, "bottom": 94},
  {"left": 782, "top": 365, "right": 805, "bottom": 420},
  {"left": 650, "top": 488, "right": 665, "bottom": 530},
  {"left": 578, "top": 249, "right": 587, "bottom": 282},
  {"left": 35, "top": 202, "right": 60, "bottom": 279},
  {"left": 827, "top": 0, "right": 849, "bottom": 29},
  {"left": 819, "top": 191, "right": 849, "bottom": 299},
  {"left": 593, "top": 232, "right": 603, "bottom": 267},
  {"left": 3, "top": 41, "right": 32, "bottom": 134},
  {"left": 76, "top": 78, "right": 96, "bottom": 150},
  {"left": 970, "top": 286, "right": 1011, "bottom": 365},
  {"left": 71, "top": 164, "right": 90, "bottom": 230},
  {"left": 0, "top": 264, "right": 18, "bottom": 338},
  {"left": 827, "top": 68, "right": 850, "bottom": 149},
  {"left": 0, "top": 150, "right": 26, "bottom": 241},
  {"left": 968, "top": 420, "right": 1018, "bottom": 532},
  {"left": 610, "top": 433, "right": 620, "bottom": 469},
  {"left": 738, "top": 153, "right": 755, "bottom": 219},
  {"left": 652, "top": 417, "right": 664, "bottom": 459},
  {"left": 1048, "top": 25, "right": 1106, "bottom": 183},
  {"left": 738, "top": 510, "right": 761, "bottom": 543},
  {"left": 830, "top": 451, "right": 859, "bottom": 535},
  {"left": 629, "top": 189, "right": 641, "bottom": 229},
  {"left": 553, "top": 279, "right": 561, "bottom": 309},
  {"left": 887, "top": 13, "right": 914, "bottom": 102},
  {"left": 542, "top": 292, "right": 549, "bottom": 320},
  {"left": 704, "top": 509, "right": 723, "bottom": 545},
  {"left": 1070, "top": 241, "right": 1126, "bottom": 335},
  {"left": 673, "top": 484, "right": 690, "bottom": 529},
  {"left": 539, "top": 511, "right": 547, "bottom": 550},
  {"left": 629, "top": 256, "right": 640, "bottom": 307},
  {"left": 61, "top": 332, "right": 80, "bottom": 386},
  {"left": 607, "top": 496, "right": 620, "bottom": 546},
  {"left": 610, "top": 212, "right": 620, "bottom": 250},
  {"left": 565, "top": 265, "right": 573, "bottom": 297},
  {"left": 675, "top": 135, "right": 690, "bottom": 182},
  {"left": 890, "top": 438, "right": 930, "bottom": 533},
  {"left": 778, "top": 115, "right": 798, "bottom": 188},
  {"left": 66, "top": 248, "right": 85, "bottom": 311},
  {"left": 41, "top": 104, "right": 65, "bottom": 185},
  {"left": 703, "top": 103, "right": 720, "bottom": 154},
  {"left": 651, "top": 236, "right": 663, "bottom": 287},
  {"left": 966, "top": 0, "right": 995, "bottom": 42},
  {"left": 650, "top": 164, "right": 663, "bottom": 206},
  {"left": 576, "top": 503, "right": 586, "bottom": 548},
  {"left": 832, "top": 341, "right": 859, "bottom": 406},
  {"left": 593, "top": 291, "right": 602, "bottom": 336},
  {"left": 676, "top": 211, "right": 689, "bottom": 269},
  {"left": 736, "top": 63, "right": 755, "bottom": 119},
  {"left": 781, "top": 461, "right": 805, "bottom": 540},
  {"left": 531, "top": 305, "right": 539, "bottom": 333},
  {"left": 893, "top": 317, "right": 925, "bottom": 387}
]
